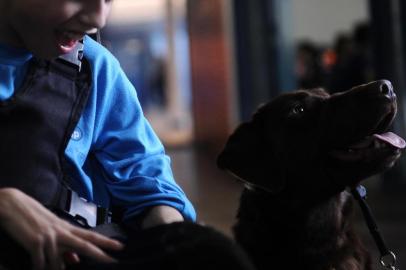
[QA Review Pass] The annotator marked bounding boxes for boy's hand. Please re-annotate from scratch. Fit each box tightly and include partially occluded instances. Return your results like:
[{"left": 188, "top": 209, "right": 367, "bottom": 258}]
[
  {"left": 141, "top": 205, "right": 184, "bottom": 229},
  {"left": 0, "top": 188, "right": 124, "bottom": 270}
]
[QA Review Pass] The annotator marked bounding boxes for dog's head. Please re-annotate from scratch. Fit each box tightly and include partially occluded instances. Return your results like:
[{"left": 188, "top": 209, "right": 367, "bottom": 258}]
[{"left": 217, "top": 80, "right": 405, "bottom": 197}]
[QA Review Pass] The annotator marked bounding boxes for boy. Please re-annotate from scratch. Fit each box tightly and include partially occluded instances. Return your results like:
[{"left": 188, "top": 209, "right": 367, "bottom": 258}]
[{"left": 0, "top": 0, "right": 196, "bottom": 269}]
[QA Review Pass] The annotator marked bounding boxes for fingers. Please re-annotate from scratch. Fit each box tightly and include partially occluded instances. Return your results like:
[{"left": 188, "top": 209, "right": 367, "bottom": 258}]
[
  {"left": 45, "top": 233, "right": 64, "bottom": 270},
  {"left": 71, "top": 227, "right": 124, "bottom": 250},
  {"left": 0, "top": 189, "right": 123, "bottom": 269},
  {"left": 30, "top": 233, "right": 66, "bottom": 270},
  {"left": 31, "top": 230, "right": 121, "bottom": 270},
  {"left": 63, "top": 251, "right": 81, "bottom": 264},
  {"left": 28, "top": 223, "right": 123, "bottom": 269},
  {"left": 59, "top": 231, "right": 121, "bottom": 263}
]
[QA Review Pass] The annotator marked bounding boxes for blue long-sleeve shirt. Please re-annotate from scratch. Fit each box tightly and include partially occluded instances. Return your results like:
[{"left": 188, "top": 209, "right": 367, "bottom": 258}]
[{"left": 0, "top": 36, "right": 196, "bottom": 222}]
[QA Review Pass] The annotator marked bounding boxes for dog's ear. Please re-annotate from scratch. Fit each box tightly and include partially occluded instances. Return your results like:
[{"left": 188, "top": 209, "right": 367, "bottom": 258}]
[{"left": 217, "top": 121, "right": 286, "bottom": 194}]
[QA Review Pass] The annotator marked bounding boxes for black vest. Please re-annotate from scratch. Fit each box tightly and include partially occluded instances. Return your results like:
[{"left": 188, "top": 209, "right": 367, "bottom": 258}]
[{"left": 0, "top": 48, "right": 91, "bottom": 208}]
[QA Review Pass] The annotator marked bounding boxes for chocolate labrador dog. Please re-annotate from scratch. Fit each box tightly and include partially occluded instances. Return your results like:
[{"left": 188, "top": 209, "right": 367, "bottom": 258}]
[{"left": 217, "top": 80, "right": 405, "bottom": 270}]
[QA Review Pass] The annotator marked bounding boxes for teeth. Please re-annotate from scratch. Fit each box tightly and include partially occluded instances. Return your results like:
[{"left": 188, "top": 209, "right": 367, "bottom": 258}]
[{"left": 86, "top": 28, "right": 98, "bottom": 34}]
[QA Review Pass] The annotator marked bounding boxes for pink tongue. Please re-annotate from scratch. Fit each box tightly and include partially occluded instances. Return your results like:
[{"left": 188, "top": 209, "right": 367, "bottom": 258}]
[
  {"left": 59, "top": 38, "right": 76, "bottom": 48},
  {"left": 57, "top": 33, "right": 77, "bottom": 48},
  {"left": 373, "top": 132, "right": 406, "bottom": 149}
]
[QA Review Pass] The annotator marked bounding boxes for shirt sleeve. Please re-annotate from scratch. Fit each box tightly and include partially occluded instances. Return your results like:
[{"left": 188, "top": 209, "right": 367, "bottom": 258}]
[{"left": 88, "top": 43, "right": 196, "bottom": 222}]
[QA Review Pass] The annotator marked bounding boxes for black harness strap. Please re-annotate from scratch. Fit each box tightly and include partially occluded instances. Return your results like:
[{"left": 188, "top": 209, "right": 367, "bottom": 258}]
[{"left": 0, "top": 39, "right": 110, "bottom": 227}]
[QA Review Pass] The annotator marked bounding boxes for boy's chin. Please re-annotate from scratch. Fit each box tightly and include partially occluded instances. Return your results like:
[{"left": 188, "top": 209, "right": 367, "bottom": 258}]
[{"left": 27, "top": 42, "right": 63, "bottom": 60}]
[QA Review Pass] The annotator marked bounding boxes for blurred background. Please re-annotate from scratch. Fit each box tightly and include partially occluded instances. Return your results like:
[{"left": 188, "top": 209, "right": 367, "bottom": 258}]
[{"left": 103, "top": 0, "right": 405, "bottom": 268}]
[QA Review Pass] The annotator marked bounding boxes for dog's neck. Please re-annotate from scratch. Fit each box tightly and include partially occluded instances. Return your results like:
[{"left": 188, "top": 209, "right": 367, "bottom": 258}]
[
  {"left": 238, "top": 187, "right": 351, "bottom": 228},
  {"left": 234, "top": 189, "right": 363, "bottom": 269}
]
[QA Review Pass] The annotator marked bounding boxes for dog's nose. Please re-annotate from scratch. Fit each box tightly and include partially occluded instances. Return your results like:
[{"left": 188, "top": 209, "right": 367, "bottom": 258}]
[{"left": 379, "top": 80, "right": 396, "bottom": 99}]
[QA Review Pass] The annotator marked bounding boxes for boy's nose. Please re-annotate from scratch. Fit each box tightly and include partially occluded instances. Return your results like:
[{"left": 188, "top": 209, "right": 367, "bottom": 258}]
[{"left": 80, "top": 0, "right": 111, "bottom": 30}]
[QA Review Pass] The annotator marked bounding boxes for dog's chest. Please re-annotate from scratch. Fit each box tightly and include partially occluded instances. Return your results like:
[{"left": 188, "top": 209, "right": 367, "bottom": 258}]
[{"left": 235, "top": 190, "right": 358, "bottom": 269}]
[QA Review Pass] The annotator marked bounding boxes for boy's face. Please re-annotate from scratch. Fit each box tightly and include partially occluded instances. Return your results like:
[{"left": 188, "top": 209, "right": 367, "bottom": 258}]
[{"left": 0, "top": 0, "right": 112, "bottom": 59}]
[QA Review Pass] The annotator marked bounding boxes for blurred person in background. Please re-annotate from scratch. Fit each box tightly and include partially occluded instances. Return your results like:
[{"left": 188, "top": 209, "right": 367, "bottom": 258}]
[
  {"left": 328, "top": 23, "right": 374, "bottom": 93},
  {"left": 295, "top": 41, "right": 325, "bottom": 89}
]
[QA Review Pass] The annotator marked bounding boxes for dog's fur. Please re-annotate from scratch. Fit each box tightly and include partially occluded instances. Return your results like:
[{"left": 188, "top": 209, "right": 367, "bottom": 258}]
[{"left": 217, "top": 80, "right": 404, "bottom": 270}]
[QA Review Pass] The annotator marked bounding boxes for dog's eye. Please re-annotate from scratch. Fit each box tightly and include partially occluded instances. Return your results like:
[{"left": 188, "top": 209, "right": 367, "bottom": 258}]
[{"left": 292, "top": 105, "right": 305, "bottom": 114}]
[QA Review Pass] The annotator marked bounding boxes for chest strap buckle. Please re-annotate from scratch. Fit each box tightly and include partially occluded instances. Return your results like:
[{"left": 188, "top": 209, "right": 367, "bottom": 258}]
[{"left": 65, "top": 189, "right": 111, "bottom": 228}]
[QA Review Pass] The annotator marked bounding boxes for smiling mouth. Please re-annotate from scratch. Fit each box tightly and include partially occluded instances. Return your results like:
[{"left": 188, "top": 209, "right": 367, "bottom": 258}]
[
  {"left": 329, "top": 110, "right": 406, "bottom": 162},
  {"left": 55, "top": 30, "right": 85, "bottom": 53}
]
